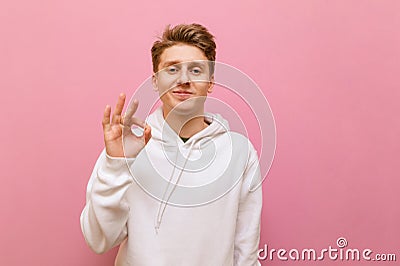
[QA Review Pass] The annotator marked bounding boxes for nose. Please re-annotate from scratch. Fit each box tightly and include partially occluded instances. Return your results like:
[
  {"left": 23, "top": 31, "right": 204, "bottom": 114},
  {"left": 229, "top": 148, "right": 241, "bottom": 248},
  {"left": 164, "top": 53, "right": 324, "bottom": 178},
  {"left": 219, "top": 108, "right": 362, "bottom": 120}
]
[{"left": 177, "top": 69, "right": 191, "bottom": 86}]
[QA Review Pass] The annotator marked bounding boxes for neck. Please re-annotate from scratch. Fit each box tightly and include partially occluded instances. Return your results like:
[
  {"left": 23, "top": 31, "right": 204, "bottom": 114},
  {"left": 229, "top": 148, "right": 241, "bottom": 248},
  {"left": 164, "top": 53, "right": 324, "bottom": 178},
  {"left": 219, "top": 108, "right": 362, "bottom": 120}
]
[{"left": 163, "top": 107, "right": 207, "bottom": 138}]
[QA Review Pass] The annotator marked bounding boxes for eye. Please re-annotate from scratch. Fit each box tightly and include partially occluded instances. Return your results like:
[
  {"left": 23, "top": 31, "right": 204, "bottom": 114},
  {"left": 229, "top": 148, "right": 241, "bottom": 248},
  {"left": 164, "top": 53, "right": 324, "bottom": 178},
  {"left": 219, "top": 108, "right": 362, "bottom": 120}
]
[
  {"left": 167, "top": 66, "right": 178, "bottom": 74},
  {"left": 191, "top": 67, "right": 202, "bottom": 75}
]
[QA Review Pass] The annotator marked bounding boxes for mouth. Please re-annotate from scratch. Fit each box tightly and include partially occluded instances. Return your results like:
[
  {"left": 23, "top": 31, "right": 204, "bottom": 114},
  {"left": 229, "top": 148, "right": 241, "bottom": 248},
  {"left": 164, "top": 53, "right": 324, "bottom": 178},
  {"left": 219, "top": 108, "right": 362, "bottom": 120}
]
[
  {"left": 172, "top": 90, "right": 193, "bottom": 95},
  {"left": 171, "top": 90, "right": 194, "bottom": 99}
]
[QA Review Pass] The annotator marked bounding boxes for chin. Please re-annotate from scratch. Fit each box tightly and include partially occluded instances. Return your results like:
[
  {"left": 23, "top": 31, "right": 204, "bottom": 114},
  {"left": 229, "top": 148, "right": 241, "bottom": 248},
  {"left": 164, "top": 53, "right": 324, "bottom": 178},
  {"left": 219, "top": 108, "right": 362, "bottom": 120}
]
[{"left": 170, "top": 97, "right": 206, "bottom": 116}]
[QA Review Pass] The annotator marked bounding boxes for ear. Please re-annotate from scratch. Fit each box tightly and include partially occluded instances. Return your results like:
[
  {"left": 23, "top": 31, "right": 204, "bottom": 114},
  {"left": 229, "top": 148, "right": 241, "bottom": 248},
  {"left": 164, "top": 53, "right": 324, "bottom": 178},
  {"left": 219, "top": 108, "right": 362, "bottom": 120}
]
[
  {"left": 207, "top": 75, "right": 214, "bottom": 93},
  {"left": 152, "top": 73, "right": 159, "bottom": 92}
]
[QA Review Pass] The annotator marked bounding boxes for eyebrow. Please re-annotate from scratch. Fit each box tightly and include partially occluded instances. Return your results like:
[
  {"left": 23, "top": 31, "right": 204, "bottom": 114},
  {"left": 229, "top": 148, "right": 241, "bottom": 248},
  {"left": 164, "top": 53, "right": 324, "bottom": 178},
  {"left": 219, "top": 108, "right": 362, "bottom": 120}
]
[
  {"left": 161, "top": 60, "right": 208, "bottom": 68},
  {"left": 161, "top": 60, "right": 181, "bottom": 68}
]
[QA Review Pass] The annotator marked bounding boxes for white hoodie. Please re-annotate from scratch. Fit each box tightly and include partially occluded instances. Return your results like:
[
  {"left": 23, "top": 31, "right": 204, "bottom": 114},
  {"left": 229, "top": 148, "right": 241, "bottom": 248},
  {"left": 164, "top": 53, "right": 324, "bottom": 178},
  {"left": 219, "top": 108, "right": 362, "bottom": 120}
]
[{"left": 80, "top": 107, "right": 262, "bottom": 266}]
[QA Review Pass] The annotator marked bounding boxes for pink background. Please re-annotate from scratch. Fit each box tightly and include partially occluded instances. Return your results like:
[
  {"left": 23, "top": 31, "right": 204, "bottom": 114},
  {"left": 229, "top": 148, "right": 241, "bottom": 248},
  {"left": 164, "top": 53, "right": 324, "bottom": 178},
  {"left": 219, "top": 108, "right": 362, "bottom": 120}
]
[{"left": 1, "top": 0, "right": 399, "bottom": 265}]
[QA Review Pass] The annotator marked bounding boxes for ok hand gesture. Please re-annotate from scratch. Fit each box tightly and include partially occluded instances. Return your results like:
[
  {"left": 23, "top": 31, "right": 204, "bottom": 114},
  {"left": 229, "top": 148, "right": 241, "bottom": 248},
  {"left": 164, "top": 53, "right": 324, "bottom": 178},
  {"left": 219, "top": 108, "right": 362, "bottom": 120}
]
[{"left": 102, "top": 93, "right": 151, "bottom": 158}]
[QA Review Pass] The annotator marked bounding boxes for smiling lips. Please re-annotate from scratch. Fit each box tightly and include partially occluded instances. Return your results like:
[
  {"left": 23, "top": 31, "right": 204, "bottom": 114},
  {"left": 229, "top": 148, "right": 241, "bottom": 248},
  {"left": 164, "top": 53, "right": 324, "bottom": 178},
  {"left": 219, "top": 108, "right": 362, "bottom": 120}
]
[{"left": 172, "top": 90, "right": 193, "bottom": 100}]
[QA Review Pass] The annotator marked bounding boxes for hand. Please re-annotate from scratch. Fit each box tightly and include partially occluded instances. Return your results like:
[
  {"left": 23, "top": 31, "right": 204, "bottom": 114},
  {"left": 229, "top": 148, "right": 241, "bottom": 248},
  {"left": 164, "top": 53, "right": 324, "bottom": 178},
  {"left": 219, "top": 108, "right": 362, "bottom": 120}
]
[{"left": 102, "top": 93, "right": 151, "bottom": 158}]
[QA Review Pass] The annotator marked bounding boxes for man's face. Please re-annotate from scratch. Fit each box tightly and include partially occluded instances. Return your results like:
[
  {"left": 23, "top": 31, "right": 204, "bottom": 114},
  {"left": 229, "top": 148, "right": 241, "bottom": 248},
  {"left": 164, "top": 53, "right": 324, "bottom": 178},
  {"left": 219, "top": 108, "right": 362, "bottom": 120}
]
[{"left": 152, "top": 44, "right": 214, "bottom": 116}]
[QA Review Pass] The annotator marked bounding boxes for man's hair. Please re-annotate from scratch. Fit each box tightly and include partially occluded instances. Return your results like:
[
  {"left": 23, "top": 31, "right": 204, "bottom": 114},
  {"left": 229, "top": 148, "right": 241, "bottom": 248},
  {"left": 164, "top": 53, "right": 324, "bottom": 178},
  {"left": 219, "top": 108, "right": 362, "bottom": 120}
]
[{"left": 151, "top": 23, "right": 216, "bottom": 74}]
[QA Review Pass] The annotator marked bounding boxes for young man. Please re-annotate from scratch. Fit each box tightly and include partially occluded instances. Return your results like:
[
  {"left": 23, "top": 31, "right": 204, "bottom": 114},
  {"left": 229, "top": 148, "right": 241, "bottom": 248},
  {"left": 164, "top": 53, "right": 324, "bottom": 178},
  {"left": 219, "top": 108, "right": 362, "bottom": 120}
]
[{"left": 80, "top": 23, "right": 262, "bottom": 265}]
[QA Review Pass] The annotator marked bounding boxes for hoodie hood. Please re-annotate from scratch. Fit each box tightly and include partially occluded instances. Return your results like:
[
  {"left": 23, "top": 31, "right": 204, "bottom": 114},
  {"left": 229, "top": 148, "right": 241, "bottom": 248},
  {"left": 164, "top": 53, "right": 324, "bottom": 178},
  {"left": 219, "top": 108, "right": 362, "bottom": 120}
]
[{"left": 146, "top": 106, "right": 230, "bottom": 148}]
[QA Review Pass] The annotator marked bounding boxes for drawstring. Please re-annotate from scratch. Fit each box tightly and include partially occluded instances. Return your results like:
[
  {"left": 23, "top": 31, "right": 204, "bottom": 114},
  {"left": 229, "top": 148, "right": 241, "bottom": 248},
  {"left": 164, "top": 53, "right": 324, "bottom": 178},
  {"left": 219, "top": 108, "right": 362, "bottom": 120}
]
[{"left": 155, "top": 140, "right": 196, "bottom": 233}]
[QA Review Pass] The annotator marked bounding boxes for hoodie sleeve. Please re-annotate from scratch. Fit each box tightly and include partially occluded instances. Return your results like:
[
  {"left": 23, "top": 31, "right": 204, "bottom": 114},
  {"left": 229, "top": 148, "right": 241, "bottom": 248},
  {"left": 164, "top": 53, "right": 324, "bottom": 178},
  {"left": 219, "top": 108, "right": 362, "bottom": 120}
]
[
  {"left": 234, "top": 145, "right": 263, "bottom": 266},
  {"left": 80, "top": 149, "right": 134, "bottom": 254}
]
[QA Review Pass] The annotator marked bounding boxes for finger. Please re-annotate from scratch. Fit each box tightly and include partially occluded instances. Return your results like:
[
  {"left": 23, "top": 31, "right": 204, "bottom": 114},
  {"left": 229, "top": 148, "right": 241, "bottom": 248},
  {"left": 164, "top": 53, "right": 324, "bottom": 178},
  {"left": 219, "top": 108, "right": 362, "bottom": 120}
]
[
  {"left": 122, "top": 117, "right": 146, "bottom": 136},
  {"left": 102, "top": 105, "right": 111, "bottom": 130},
  {"left": 123, "top": 99, "right": 139, "bottom": 125},
  {"left": 129, "top": 116, "right": 146, "bottom": 128},
  {"left": 111, "top": 93, "right": 126, "bottom": 124},
  {"left": 144, "top": 125, "right": 152, "bottom": 144}
]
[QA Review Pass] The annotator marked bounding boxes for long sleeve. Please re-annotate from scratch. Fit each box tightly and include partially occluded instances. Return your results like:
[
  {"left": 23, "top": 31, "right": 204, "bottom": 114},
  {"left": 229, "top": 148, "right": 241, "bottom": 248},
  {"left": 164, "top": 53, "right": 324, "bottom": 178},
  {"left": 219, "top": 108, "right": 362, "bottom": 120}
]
[
  {"left": 234, "top": 146, "right": 263, "bottom": 266},
  {"left": 80, "top": 149, "right": 134, "bottom": 254}
]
